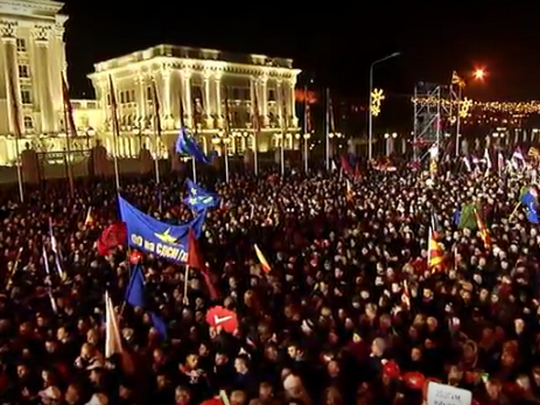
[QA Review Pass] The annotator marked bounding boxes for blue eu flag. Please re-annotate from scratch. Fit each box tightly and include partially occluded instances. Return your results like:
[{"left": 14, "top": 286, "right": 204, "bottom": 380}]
[
  {"left": 521, "top": 188, "right": 539, "bottom": 224},
  {"left": 176, "top": 127, "right": 212, "bottom": 164},
  {"left": 183, "top": 179, "right": 220, "bottom": 213},
  {"left": 118, "top": 196, "right": 205, "bottom": 264},
  {"left": 125, "top": 264, "right": 145, "bottom": 308},
  {"left": 150, "top": 312, "right": 168, "bottom": 340}
]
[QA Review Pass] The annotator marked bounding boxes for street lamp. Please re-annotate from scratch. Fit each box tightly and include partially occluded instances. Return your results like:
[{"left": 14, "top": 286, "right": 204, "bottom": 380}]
[{"left": 368, "top": 52, "right": 401, "bottom": 161}]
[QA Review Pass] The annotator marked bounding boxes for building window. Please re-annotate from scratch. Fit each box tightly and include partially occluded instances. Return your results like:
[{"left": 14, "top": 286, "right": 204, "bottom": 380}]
[
  {"left": 243, "top": 88, "right": 250, "bottom": 100},
  {"left": 120, "top": 91, "right": 125, "bottom": 104},
  {"left": 18, "top": 65, "right": 29, "bottom": 78},
  {"left": 16, "top": 38, "right": 26, "bottom": 53},
  {"left": 232, "top": 88, "right": 240, "bottom": 100},
  {"left": 269, "top": 89, "right": 276, "bottom": 101},
  {"left": 21, "top": 89, "right": 32, "bottom": 105},
  {"left": 106, "top": 93, "right": 111, "bottom": 106},
  {"left": 147, "top": 86, "right": 152, "bottom": 101},
  {"left": 131, "top": 90, "right": 135, "bottom": 103},
  {"left": 24, "top": 116, "right": 33, "bottom": 130}
]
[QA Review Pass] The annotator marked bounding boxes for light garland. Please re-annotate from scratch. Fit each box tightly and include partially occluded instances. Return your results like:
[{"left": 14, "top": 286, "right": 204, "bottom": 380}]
[
  {"left": 370, "top": 88, "right": 385, "bottom": 117},
  {"left": 412, "top": 97, "right": 540, "bottom": 115}
]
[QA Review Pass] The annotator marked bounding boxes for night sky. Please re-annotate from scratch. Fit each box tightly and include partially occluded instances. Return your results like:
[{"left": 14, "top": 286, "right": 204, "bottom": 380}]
[{"left": 62, "top": 1, "right": 540, "bottom": 105}]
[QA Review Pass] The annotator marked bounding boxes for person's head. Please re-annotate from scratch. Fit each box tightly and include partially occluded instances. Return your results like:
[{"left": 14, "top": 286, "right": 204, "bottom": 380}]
[
  {"left": 17, "top": 363, "right": 29, "bottom": 379},
  {"left": 234, "top": 355, "right": 249, "bottom": 374},
  {"left": 265, "top": 344, "right": 278, "bottom": 362},
  {"left": 175, "top": 386, "right": 191, "bottom": 405},
  {"left": 515, "top": 318, "right": 525, "bottom": 334},
  {"left": 119, "top": 384, "right": 132, "bottom": 400},
  {"left": 153, "top": 348, "right": 165, "bottom": 365},
  {"left": 230, "top": 390, "right": 247, "bottom": 405},
  {"left": 486, "top": 379, "right": 501, "bottom": 399},
  {"left": 45, "top": 340, "right": 58, "bottom": 354},
  {"left": 185, "top": 353, "right": 199, "bottom": 369},
  {"left": 327, "top": 360, "right": 340, "bottom": 378},
  {"left": 87, "top": 328, "right": 100, "bottom": 345},
  {"left": 411, "top": 347, "right": 422, "bottom": 362},
  {"left": 287, "top": 344, "right": 300, "bottom": 359},
  {"left": 323, "top": 385, "right": 343, "bottom": 405},
  {"left": 80, "top": 343, "right": 94, "bottom": 359},
  {"left": 156, "top": 374, "right": 169, "bottom": 390},
  {"left": 215, "top": 352, "right": 229, "bottom": 367},
  {"left": 259, "top": 381, "right": 274, "bottom": 401},
  {"left": 371, "top": 338, "right": 385, "bottom": 357},
  {"left": 65, "top": 383, "right": 82, "bottom": 405}
]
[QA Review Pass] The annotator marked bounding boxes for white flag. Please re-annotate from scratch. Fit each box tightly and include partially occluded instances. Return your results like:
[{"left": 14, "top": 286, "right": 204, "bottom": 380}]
[{"left": 105, "top": 291, "right": 123, "bottom": 358}]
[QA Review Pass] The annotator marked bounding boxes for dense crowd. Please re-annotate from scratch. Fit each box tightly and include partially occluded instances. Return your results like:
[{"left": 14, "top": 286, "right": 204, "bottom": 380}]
[{"left": 1, "top": 162, "right": 540, "bottom": 405}]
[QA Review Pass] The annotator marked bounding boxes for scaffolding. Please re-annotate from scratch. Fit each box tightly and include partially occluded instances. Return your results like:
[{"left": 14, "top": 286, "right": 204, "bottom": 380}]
[{"left": 413, "top": 82, "right": 458, "bottom": 162}]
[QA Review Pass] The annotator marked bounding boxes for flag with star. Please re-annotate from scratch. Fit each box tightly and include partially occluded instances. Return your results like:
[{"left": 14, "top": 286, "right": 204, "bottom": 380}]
[{"left": 183, "top": 179, "right": 220, "bottom": 213}]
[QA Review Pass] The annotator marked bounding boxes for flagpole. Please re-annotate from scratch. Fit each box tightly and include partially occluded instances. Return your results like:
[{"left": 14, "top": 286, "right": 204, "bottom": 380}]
[
  {"left": 7, "top": 65, "right": 24, "bottom": 203},
  {"left": 183, "top": 265, "right": 190, "bottom": 305},
  {"left": 108, "top": 76, "right": 121, "bottom": 191},
  {"left": 223, "top": 87, "right": 232, "bottom": 182},
  {"left": 251, "top": 82, "right": 260, "bottom": 177},
  {"left": 303, "top": 83, "right": 309, "bottom": 174},
  {"left": 427, "top": 227, "right": 432, "bottom": 266},
  {"left": 192, "top": 157, "right": 197, "bottom": 183},
  {"left": 62, "top": 99, "right": 74, "bottom": 197},
  {"left": 280, "top": 86, "right": 286, "bottom": 177},
  {"left": 455, "top": 86, "right": 462, "bottom": 157},
  {"left": 151, "top": 80, "right": 161, "bottom": 186},
  {"left": 224, "top": 145, "right": 230, "bottom": 182},
  {"left": 325, "top": 87, "right": 330, "bottom": 171}
]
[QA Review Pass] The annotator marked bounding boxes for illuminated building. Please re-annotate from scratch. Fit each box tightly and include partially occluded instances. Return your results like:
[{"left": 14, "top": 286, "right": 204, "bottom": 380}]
[
  {"left": 0, "top": 0, "right": 68, "bottom": 164},
  {"left": 87, "top": 45, "right": 301, "bottom": 157}
]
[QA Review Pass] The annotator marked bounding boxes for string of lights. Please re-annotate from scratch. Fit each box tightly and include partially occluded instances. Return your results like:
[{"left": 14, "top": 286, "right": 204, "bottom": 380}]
[{"left": 412, "top": 97, "right": 540, "bottom": 115}]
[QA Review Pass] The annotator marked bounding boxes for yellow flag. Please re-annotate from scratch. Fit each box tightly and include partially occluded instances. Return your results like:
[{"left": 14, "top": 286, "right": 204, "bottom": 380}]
[{"left": 254, "top": 244, "right": 271, "bottom": 274}]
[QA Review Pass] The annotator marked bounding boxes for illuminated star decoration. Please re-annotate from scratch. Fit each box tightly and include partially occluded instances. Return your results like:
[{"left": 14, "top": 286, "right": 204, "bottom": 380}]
[{"left": 370, "top": 88, "right": 385, "bottom": 117}]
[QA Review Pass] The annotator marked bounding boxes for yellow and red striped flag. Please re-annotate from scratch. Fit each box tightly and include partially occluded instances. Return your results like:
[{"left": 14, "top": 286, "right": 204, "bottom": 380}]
[
  {"left": 254, "top": 244, "right": 271, "bottom": 274},
  {"left": 475, "top": 210, "right": 491, "bottom": 248},
  {"left": 428, "top": 229, "right": 446, "bottom": 272}
]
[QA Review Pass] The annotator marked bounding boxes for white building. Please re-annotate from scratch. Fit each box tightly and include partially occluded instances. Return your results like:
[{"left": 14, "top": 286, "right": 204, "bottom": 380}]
[
  {"left": 88, "top": 45, "right": 301, "bottom": 157},
  {"left": 0, "top": 0, "right": 70, "bottom": 164}
]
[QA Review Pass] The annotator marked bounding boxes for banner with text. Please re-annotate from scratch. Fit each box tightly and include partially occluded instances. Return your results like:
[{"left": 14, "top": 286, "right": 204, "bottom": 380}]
[{"left": 119, "top": 196, "right": 205, "bottom": 264}]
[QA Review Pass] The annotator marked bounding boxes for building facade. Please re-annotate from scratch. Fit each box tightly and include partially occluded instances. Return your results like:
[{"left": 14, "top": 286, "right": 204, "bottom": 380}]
[
  {"left": 0, "top": 0, "right": 69, "bottom": 165},
  {"left": 88, "top": 45, "right": 301, "bottom": 158}
]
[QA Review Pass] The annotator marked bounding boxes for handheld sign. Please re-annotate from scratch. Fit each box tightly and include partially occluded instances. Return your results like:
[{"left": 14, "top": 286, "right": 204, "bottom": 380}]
[{"left": 427, "top": 382, "right": 471, "bottom": 405}]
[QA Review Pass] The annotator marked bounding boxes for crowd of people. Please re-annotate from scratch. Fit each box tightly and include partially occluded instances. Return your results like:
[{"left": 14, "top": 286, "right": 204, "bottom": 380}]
[{"left": 0, "top": 160, "right": 540, "bottom": 405}]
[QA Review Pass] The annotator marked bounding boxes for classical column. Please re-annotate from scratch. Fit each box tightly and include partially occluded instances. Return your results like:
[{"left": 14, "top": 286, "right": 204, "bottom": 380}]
[
  {"left": 161, "top": 68, "right": 171, "bottom": 128},
  {"left": 276, "top": 79, "right": 286, "bottom": 127},
  {"left": 288, "top": 78, "right": 298, "bottom": 128},
  {"left": 33, "top": 24, "right": 54, "bottom": 133},
  {"left": 260, "top": 75, "right": 269, "bottom": 127},
  {"left": 1, "top": 20, "right": 21, "bottom": 135},
  {"left": 203, "top": 71, "right": 213, "bottom": 128},
  {"left": 214, "top": 73, "right": 223, "bottom": 129},
  {"left": 135, "top": 73, "right": 145, "bottom": 127},
  {"left": 182, "top": 69, "right": 192, "bottom": 128}
]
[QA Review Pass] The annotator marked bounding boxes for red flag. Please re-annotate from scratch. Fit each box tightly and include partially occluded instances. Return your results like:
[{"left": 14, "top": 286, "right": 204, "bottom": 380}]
[
  {"left": 354, "top": 163, "right": 361, "bottom": 180},
  {"left": 340, "top": 155, "right": 354, "bottom": 176},
  {"left": 188, "top": 228, "right": 218, "bottom": 300},
  {"left": 97, "top": 223, "right": 127, "bottom": 256}
]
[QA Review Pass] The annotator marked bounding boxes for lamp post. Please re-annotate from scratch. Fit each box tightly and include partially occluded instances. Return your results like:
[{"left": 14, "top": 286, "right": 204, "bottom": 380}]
[
  {"left": 368, "top": 52, "right": 401, "bottom": 161},
  {"left": 303, "top": 133, "right": 311, "bottom": 173}
]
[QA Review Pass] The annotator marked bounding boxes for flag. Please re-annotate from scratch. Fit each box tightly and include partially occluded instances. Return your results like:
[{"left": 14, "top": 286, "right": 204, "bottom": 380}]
[
  {"left": 84, "top": 207, "right": 94, "bottom": 227},
  {"left": 451, "top": 71, "right": 466, "bottom": 88},
  {"left": 108, "top": 76, "right": 121, "bottom": 138},
  {"left": 187, "top": 228, "right": 218, "bottom": 300},
  {"left": 254, "top": 244, "right": 271, "bottom": 274},
  {"left": 452, "top": 206, "right": 461, "bottom": 226},
  {"left": 354, "top": 163, "right": 362, "bottom": 180},
  {"left": 463, "top": 157, "right": 472, "bottom": 172},
  {"left": 183, "top": 179, "right": 220, "bottom": 213},
  {"left": 49, "top": 219, "right": 65, "bottom": 281},
  {"left": 520, "top": 186, "right": 539, "bottom": 224},
  {"left": 151, "top": 80, "right": 161, "bottom": 137},
  {"left": 125, "top": 264, "right": 145, "bottom": 308},
  {"left": 97, "top": 222, "right": 127, "bottom": 256},
  {"left": 175, "top": 127, "right": 212, "bottom": 164},
  {"left": 105, "top": 291, "right": 123, "bottom": 358},
  {"left": 119, "top": 196, "right": 205, "bottom": 265},
  {"left": 61, "top": 74, "right": 78, "bottom": 137},
  {"left": 340, "top": 155, "right": 354, "bottom": 176},
  {"left": 431, "top": 210, "right": 442, "bottom": 239},
  {"left": 150, "top": 312, "right": 168, "bottom": 340},
  {"left": 6, "top": 48, "right": 21, "bottom": 138},
  {"left": 428, "top": 229, "right": 446, "bottom": 272},
  {"left": 484, "top": 148, "right": 492, "bottom": 170},
  {"left": 475, "top": 210, "right": 491, "bottom": 248},
  {"left": 459, "top": 203, "right": 478, "bottom": 230},
  {"left": 346, "top": 179, "right": 353, "bottom": 201}
]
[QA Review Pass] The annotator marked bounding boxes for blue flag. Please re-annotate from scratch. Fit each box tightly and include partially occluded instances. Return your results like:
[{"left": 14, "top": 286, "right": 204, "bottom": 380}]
[
  {"left": 118, "top": 196, "right": 205, "bottom": 264},
  {"left": 125, "top": 264, "right": 145, "bottom": 308},
  {"left": 452, "top": 206, "right": 461, "bottom": 226},
  {"left": 521, "top": 188, "right": 539, "bottom": 224},
  {"left": 150, "top": 312, "right": 168, "bottom": 340},
  {"left": 176, "top": 127, "right": 212, "bottom": 164},
  {"left": 183, "top": 179, "right": 220, "bottom": 213}
]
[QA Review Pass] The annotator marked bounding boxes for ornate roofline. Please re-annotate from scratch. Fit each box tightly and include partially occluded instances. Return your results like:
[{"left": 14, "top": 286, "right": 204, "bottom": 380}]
[
  {"left": 0, "top": 0, "right": 64, "bottom": 17},
  {"left": 89, "top": 56, "right": 301, "bottom": 82}
]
